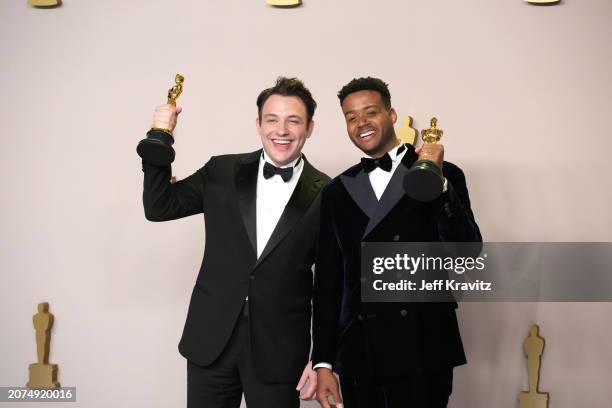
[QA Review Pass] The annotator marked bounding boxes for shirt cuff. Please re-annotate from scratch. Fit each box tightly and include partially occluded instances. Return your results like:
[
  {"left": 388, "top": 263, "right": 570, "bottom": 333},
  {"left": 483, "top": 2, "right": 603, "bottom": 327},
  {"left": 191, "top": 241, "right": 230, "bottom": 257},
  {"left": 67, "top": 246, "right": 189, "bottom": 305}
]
[{"left": 313, "top": 362, "right": 333, "bottom": 371}]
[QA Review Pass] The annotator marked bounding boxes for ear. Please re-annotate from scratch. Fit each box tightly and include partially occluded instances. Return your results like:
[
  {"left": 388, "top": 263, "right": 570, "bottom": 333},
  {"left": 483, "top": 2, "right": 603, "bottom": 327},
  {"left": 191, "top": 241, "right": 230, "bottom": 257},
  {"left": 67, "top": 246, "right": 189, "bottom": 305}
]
[
  {"left": 306, "top": 119, "right": 315, "bottom": 139},
  {"left": 389, "top": 108, "right": 397, "bottom": 124},
  {"left": 255, "top": 116, "right": 261, "bottom": 131}
]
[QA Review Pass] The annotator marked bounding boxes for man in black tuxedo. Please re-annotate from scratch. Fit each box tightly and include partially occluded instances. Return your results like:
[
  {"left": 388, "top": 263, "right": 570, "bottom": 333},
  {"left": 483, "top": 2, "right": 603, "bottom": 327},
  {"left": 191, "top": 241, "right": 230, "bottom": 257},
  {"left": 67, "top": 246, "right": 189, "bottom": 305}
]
[
  {"left": 140, "top": 77, "right": 330, "bottom": 408},
  {"left": 313, "top": 77, "right": 481, "bottom": 408}
]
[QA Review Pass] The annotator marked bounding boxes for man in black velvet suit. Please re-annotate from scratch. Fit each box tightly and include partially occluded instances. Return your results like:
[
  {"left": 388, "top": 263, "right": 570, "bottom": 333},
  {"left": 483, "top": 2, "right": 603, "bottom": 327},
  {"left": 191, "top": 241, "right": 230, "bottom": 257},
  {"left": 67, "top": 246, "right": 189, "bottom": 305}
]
[
  {"left": 313, "top": 77, "right": 481, "bottom": 408},
  {"left": 140, "top": 77, "right": 330, "bottom": 408}
]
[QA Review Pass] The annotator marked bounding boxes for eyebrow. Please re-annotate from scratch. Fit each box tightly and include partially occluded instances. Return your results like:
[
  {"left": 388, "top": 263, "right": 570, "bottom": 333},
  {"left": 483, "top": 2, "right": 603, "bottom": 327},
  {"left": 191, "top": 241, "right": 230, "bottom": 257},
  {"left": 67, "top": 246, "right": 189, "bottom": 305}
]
[
  {"left": 344, "top": 105, "right": 378, "bottom": 116},
  {"left": 263, "top": 113, "right": 304, "bottom": 121}
]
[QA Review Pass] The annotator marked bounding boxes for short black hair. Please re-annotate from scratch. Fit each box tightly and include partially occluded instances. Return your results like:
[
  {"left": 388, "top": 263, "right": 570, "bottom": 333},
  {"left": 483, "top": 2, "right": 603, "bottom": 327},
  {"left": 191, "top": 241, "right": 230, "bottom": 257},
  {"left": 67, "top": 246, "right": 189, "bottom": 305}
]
[
  {"left": 337, "top": 77, "right": 391, "bottom": 109},
  {"left": 256, "top": 77, "right": 317, "bottom": 123}
]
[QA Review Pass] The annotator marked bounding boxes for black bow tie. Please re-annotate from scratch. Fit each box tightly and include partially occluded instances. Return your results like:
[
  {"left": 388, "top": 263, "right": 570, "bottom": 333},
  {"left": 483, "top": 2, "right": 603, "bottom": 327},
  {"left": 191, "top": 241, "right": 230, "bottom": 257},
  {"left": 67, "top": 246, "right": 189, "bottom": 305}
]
[
  {"left": 361, "top": 145, "right": 406, "bottom": 173},
  {"left": 361, "top": 153, "right": 392, "bottom": 173},
  {"left": 263, "top": 161, "right": 296, "bottom": 182}
]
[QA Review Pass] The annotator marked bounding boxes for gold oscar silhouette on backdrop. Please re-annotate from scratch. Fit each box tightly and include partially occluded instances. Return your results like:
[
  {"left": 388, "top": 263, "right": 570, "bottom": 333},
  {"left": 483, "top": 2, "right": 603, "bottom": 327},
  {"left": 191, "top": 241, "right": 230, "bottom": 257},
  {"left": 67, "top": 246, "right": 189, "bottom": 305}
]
[
  {"left": 267, "top": 0, "right": 301, "bottom": 6},
  {"left": 28, "top": 0, "right": 61, "bottom": 7},
  {"left": 27, "top": 302, "right": 60, "bottom": 389},
  {"left": 396, "top": 116, "right": 417, "bottom": 146},
  {"left": 525, "top": 0, "right": 561, "bottom": 4},
  {"left": 519, "top": 325, "right": 549, "bottom": 408}
]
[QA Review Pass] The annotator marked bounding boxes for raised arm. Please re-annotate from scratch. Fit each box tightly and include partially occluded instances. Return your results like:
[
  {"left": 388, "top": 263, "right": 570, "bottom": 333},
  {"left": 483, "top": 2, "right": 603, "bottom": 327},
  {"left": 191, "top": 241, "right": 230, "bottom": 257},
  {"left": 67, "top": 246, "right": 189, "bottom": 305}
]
[{"left": 140, "top": 103, "right": 209, "bottom": 221}]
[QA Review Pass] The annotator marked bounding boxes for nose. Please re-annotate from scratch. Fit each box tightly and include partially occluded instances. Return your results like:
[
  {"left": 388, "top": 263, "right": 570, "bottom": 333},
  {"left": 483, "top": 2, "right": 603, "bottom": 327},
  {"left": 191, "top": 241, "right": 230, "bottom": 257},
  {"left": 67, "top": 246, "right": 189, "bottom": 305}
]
[
  {"left": 357, "top": 114, "right": 369, "bottom": 128},
  {"left": 276, "top": 121, "right": 289, "bottom": 136}
]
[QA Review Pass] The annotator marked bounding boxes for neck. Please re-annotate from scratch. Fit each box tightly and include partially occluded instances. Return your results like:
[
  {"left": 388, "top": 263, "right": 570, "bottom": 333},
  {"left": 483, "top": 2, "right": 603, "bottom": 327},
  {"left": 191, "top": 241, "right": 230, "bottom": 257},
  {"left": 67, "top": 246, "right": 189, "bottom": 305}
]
[
  {"left": 262, "top": 149, "right": 301, "bottom": 168},
  {"left": 370, "top": 138, "right": 400, "bottom": 158}
]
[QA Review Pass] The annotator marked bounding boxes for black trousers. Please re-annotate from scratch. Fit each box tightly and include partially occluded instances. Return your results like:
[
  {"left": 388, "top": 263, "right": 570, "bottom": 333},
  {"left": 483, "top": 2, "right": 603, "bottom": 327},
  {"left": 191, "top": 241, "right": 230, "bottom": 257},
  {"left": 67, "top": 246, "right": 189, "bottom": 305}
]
[
  {"left": 339, "top": 370, "right": 453, "bottom": 408},
  {"left": 187, "top": 309, "right": 299, "bottom": 408}
]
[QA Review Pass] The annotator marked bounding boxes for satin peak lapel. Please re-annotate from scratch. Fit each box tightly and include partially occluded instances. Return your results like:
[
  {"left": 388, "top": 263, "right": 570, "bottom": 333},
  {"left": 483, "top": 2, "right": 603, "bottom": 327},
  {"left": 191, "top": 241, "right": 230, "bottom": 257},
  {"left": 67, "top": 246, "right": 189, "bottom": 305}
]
[
  {"left": 235, "top": 151, "right": 260, "bottom": 256},
  {"left": 255, "top": 159, "right": 323, "bottom": 268}
]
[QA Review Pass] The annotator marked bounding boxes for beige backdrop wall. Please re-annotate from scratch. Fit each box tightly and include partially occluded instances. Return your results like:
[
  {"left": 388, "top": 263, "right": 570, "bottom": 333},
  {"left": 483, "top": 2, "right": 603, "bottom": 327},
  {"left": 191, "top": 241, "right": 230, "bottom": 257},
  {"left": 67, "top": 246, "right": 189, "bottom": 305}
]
[{"left": 1, "top": 0, "right": 611, "bottom": 407}]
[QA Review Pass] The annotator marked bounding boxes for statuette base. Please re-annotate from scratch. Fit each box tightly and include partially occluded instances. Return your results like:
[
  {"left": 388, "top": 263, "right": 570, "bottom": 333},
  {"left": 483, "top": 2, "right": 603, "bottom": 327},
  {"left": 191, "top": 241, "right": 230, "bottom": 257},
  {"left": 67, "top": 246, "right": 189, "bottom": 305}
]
[
  {"left": 519, "top": 391, "right": 549, "bottom": 408},
  {"left": 27, "top": 363, "right": 60, "bottom": 390},
  {"left": 137, "top": 130, "right": 176, "bottom": 165},
  {"left": 403, "top": 160, "right": 443, "bottom": 201}
]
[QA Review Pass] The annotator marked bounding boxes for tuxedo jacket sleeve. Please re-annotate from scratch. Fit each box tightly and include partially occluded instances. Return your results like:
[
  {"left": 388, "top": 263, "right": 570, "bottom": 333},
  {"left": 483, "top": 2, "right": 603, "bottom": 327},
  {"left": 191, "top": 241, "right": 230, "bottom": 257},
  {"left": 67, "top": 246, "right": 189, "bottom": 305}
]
[
  {"left": 142, "top": 157, "right": 213, "bottom": 221},
  {"left": 436, "top": 163, "right": 481, "bottom": 243},
  {"left": 311, "top": 183, "right": 344, "bottom": 368}
]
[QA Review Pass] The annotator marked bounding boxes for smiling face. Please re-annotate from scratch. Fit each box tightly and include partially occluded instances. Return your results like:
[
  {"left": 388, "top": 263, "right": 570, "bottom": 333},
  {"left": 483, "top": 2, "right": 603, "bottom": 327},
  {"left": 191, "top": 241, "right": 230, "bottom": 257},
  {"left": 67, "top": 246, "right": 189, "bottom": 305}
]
[
  {"left": 341, "top": 90, "right": 399, "bottom": 158},
  {"left": 256, "top": 94, "right": 314, "bottom": 166}
]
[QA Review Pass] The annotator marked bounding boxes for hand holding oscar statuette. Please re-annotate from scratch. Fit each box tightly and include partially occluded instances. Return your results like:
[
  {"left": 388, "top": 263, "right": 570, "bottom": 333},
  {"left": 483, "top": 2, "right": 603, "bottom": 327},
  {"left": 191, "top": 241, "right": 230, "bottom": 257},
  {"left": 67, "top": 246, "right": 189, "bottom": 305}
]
[
  {"left": 137, "top": 74, "right": 184, "bottom": 165},
  {"left": 403, "top": 117, "right": 445, "bottom": 201}
]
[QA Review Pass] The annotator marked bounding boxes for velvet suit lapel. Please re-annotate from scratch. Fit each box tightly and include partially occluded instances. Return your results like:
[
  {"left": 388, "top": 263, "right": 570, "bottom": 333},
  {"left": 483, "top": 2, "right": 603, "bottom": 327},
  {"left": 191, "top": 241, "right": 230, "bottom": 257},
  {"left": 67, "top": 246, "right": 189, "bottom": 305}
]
[
  {"left": 340, "top": 170, "right": 378, "bottom": 219},
  {"left": 235, "top": 150, "right": 261, "bottom": 256},
  {"left": 362, "top": 144, "right": 419, "bottom": 239},
  {"left": 254, "top": 157, "right": 324, "bottom": 269},
  {"left": 338, "top": 144, "right": 420, "bottom": 240}
]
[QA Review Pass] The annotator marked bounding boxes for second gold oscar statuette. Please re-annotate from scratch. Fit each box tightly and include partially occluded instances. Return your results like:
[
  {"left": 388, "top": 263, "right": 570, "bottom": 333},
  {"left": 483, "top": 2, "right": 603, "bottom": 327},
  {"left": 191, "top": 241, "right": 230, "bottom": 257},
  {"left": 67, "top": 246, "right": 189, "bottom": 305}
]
[
  {"left": 403, "top": 117, "right": 445, "bottom": 201},
  {"left": 136, "top": 74, "right": 185, "bottom": 166}
]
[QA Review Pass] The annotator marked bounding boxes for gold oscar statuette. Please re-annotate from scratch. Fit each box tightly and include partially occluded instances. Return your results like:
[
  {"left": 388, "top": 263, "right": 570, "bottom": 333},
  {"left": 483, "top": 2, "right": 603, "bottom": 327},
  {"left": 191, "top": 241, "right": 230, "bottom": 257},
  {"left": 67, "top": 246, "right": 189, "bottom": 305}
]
[
  {"left": 136, "top": 74, "right": 185, "bottom": 166},
  {"left": 26, "top": 302, "right": 60, "bottom": 389},
  {"left": 421, "top": 117, "right": 443, "bottom": 144},
  {"left": 167, "top": 74, "right": 184, "bottom": 105},
  {"left": 519, "top": 325, "right": 549, "bottom": 408},
  {"left": 403, "top": 117, "right": 445, "bottom": 201}
]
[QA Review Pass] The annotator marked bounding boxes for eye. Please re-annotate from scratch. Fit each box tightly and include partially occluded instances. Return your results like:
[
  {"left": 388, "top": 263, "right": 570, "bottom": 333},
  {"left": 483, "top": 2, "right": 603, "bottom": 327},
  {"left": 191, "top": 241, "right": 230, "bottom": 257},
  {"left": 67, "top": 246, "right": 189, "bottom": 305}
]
[{"left": 366, "top": 111, "right": 376, "bottom": 116}]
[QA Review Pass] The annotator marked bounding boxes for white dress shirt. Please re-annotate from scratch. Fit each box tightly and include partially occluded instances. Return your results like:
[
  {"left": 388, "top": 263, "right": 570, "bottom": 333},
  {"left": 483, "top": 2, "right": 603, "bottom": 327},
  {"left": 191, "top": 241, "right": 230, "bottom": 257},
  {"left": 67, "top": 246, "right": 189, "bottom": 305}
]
[
  {"left": 367, "top": 143, "right": 447, "bottom": 200},
  {"left": 245, "top": 152, "right": 303, "bottom": 302},
  {"left": 256, "top": 151, "right": 303, "bottom": 258},
  {"left": 368, "top": 143, "right": 409, "bottom": 200}
]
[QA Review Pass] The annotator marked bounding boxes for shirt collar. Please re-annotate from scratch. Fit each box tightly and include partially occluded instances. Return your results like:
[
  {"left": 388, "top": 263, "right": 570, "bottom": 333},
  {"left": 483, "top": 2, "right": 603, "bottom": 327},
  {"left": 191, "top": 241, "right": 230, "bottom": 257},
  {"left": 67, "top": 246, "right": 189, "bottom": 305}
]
[
  {"left": 261, "top": 150, "right": 302, "bottom": 169},
  {"left": 366, "top": 141, "right": 406, "bottom": 161}
]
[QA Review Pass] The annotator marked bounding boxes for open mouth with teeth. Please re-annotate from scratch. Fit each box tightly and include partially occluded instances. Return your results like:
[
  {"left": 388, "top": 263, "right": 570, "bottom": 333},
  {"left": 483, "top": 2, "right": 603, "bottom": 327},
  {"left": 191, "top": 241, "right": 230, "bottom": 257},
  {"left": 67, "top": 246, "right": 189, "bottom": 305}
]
[
  {"left": 358, "top": 129, "right": 376, "bottom": 140},
  {"left": 271, "top": 139, "right": 293, "bottom": 150}
]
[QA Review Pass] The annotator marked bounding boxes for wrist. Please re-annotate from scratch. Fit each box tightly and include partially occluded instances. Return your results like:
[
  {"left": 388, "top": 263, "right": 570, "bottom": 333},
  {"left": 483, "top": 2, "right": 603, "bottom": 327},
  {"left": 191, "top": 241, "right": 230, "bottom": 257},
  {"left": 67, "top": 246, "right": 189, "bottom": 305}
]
[{"left": 150, "top": 126, "right": 174, "bottom": 136}]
